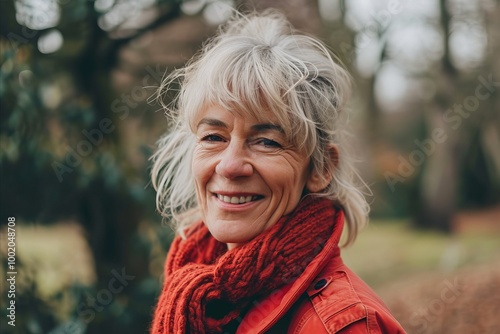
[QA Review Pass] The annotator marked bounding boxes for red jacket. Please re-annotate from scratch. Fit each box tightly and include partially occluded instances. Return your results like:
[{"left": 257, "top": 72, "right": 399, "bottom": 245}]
[{"left": 235, "top": 231, "right": 406, "bottom": 333}]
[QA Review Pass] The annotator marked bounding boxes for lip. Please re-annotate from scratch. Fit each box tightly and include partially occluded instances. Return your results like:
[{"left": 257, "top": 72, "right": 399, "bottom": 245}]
[
  {"left": 213, "top": 191, "right": 262, "bottom": 197},
  {"left": 211, "top": 191, "right": 264, "bottom": 211}
]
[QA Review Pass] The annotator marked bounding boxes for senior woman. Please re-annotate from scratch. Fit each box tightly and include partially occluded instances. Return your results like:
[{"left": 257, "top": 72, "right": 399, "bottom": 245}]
[{"left": 150, "top": 11, "right": 405, "bottom": 334}]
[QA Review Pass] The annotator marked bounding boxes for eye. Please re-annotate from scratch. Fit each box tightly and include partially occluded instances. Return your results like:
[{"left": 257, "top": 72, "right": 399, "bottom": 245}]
[
  {"left": 201, "top": 134, "right": 225, "bottom": 142},
  {"left": 252, "top": 138, "right": 283, "bottom": 152},
  {"left": 254, "top": 138, "right": 283, "bottom": 149}
]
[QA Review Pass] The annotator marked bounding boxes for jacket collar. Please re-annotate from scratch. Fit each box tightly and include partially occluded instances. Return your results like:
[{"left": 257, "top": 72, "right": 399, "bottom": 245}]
[{"left": 236, "top": 210, "right": 345, "bottom": 334}]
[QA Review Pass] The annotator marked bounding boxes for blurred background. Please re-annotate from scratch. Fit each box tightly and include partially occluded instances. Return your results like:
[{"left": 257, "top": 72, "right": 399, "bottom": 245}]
[{"left": 1, "top": 0, "right": 499, "bottom": 333}]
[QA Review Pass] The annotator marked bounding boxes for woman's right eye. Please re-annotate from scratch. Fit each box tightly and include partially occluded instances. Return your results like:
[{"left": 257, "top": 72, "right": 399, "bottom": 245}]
[{"left": 201, "top": 134, "right": 224, "bottom": 142}]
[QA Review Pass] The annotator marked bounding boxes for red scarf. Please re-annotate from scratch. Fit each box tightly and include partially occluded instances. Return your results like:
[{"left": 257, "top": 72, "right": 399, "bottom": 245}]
[{"left": 150, "top": 196, "right": 341, "bottom": 333}]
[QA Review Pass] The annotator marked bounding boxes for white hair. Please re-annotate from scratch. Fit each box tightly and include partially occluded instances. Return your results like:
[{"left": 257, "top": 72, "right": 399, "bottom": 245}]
[{"left": 151, "top": 10, "right": 370, "bottom": 246}]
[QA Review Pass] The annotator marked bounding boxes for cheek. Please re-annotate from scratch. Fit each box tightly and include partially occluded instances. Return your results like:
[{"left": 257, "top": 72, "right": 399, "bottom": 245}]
[
  {"left": 192, "top": 150, "right": 216, "bottom": 188},
  {"left": 192, "top": 152, "right": 206, "bottom": 196},
  {"left": 192, "top": 156, "right": 210, "bottom": 217},
  {"left": 261, "top": 157, "right": 309, "bottom": 203}
]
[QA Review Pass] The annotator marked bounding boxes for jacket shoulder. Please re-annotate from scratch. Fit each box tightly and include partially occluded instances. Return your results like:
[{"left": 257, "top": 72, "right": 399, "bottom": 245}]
[{"left": 288, "top": 267, "right": 406, "bottom": 334}]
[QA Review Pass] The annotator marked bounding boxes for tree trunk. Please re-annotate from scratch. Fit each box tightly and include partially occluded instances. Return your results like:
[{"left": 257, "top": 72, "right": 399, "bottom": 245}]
[{"left": 413, "top": 0, "right": 459, "bottom": 232}]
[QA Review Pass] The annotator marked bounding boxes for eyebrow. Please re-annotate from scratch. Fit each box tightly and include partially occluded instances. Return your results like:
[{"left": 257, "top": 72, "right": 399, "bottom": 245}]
[
  {"left": 197, "top": 118, "right": 284, "bottom": 133},
  {"left": 197, "top": 118, "right": 228, "bottom": 129}
]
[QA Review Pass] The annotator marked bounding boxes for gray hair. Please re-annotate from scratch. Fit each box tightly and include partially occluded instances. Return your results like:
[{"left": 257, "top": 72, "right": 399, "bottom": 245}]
[{"left": 151, "top": 10, "right": 370, "bottom": 246}]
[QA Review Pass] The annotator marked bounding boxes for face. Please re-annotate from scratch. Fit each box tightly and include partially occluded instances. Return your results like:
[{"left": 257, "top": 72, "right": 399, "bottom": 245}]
[{"left": 192, "top": 105, "right": 315, "bottom": 249}]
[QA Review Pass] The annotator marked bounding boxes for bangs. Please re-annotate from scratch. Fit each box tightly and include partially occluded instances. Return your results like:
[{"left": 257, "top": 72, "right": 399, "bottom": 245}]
[{"left": 180, "top": 35, "right": 317, "bottom": 154}]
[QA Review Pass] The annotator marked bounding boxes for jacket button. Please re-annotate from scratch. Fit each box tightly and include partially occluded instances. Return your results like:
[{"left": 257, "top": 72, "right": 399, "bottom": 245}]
[{"left": 314, "top": 278, "right": 327, "bottom": 290}]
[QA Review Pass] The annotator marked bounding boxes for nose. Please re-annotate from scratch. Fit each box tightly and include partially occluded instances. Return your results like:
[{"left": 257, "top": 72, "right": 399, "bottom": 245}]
[{"left": 215, "top": 140, "right": 253, "bottom": 179}]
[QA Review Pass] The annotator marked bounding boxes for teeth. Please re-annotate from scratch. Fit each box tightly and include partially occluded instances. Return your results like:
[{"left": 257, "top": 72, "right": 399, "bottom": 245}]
[{"left": 217, "top": 194, "right": 256, "bottom": 204}]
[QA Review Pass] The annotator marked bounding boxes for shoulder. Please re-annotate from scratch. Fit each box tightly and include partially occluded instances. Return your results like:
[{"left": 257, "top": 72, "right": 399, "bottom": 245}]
[{"left": 287, "top": 264, "right": 406, "bottom": 334}]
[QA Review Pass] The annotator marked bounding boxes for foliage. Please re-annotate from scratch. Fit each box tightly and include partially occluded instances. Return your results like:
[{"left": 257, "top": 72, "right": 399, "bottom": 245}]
[{"left": 1, "top": 0, "right": 178, "bottom": 332}]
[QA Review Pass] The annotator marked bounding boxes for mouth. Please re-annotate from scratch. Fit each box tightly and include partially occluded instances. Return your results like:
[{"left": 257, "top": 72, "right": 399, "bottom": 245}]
[{"left": 214, "top": 193, "right": 264, "bottom": 204}]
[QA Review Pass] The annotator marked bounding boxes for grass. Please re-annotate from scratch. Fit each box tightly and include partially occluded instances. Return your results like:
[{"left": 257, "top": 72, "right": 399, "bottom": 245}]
[{"left": 341, "top": 219, "right": 500, "bottom": 290}]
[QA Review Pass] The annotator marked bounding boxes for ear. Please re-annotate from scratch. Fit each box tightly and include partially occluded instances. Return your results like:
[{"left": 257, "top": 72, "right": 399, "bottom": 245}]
[{"left": 306, "top": 144, "right": 339, "bottom": 193}]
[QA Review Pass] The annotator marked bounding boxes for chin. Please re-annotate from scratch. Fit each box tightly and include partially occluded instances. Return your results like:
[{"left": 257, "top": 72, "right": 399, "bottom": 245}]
[
  {"left": 212, "top": 233, "right": 252, "bottom": 246},
  {"left": 208, "top": 224, "right": 255, "bottom": 246}
]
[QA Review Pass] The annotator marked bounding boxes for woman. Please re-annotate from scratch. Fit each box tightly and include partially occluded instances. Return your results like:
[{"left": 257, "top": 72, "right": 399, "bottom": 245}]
[{"left": 150, "top": 11, "right": 406, "bottom": 334}]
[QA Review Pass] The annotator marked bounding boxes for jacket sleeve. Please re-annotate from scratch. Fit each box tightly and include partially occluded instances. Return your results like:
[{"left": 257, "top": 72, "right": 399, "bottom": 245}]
[
  {"left": 336, "top": 310, "right": 407, "bottom": 334},
  {"left": 295, "top": 310, "right": 406, "bottom": 334},
  {"left": 337, "top": 320, "right": 370, "bottom": 333},
  {"left": 337, "top": 320, "right": 374, "bottom": 334}
]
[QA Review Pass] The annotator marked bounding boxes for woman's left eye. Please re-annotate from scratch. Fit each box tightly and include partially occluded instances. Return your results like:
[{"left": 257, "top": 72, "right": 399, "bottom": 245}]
[
  {"left": 201, "top": 134, "right": 224, "bottom": 142},
  {"left": 254, "top": 138, "right": 282, "bottom": 148}
]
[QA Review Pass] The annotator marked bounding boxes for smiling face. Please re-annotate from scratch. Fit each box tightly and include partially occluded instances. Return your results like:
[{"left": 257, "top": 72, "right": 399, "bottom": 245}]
[{"left": 192, "top": 105, "right": 318, "bottom": 249}]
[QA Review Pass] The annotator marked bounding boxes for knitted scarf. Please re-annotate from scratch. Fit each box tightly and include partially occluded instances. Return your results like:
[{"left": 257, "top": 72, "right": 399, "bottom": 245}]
[{"left": 150, "top": 196, "right": 340, "bottom": 333}]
